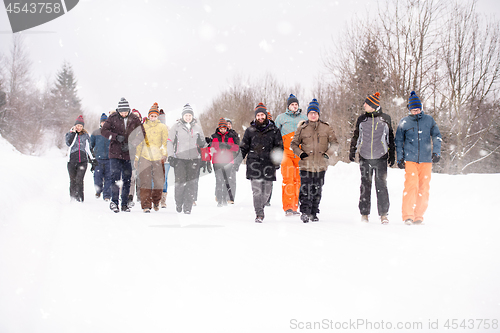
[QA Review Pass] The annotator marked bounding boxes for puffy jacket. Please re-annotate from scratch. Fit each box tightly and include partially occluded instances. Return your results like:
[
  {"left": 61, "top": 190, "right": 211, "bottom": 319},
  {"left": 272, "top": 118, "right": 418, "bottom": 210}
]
[
  {"left": 210, "top": 128, "right": 239, "bottom": 164},
  {"left": 90, "top": 128, "right": 110, "bottom": 160},
  {"left": 291, "top": 119, "right": 339, "bottom": 172},
  {"left": 350, "top": 110, "right": 395, "bottom": 161},
  {"left": 135, "top": 119, "right": 169, "bottom": 161},
  {"left": 167, "top": 118, "right": 206, "bottom": 160},
  {"left": 101, "top": 112, "right": 145, "bottom": 160},
  {"left": 66, "top": 130, "right": 94, "bottom": 163},
  {"left": 395, "top": 111, "right": 442, "bottom": 163},
  {"left": 239, "top": 119, "right": 283, "bottom": 181}
]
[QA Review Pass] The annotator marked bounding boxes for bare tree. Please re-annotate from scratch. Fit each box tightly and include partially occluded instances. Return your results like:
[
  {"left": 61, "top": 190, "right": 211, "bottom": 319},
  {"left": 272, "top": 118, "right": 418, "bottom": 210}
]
[{"left": 438, "top": 0, "right": 500, "bottom": 173}]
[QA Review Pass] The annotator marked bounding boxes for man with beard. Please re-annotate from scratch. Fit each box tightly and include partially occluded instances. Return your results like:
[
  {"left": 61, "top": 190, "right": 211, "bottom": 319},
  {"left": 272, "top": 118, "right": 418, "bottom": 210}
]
[
  {"left": 239, "top": 103, "right": 283, "bottom": 223},
  {"left": 101, "top": 98, "right": 145, "bottom": 213}
]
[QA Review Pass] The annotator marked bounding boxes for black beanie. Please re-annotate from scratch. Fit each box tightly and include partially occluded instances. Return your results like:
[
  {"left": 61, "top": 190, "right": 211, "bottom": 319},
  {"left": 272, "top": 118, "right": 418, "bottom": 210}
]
[{"left": 287, "top": 94, "right": 299, "bottom": 108}]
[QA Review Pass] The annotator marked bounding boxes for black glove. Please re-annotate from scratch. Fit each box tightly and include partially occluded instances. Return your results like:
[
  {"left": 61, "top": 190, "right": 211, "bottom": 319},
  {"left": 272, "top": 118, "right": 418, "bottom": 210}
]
[
  {"left": 397, "top": 159, "right": 405, "bottom": 169},
  {"left": 168, "top": 156, "right": 177, "bottom": 168},
  {"left": 388, "top": 155, "right": 395, "bottom": 167},
  {"left": 219, "top": 142, "right": 231, "bottom": 150},
  {"left": 206, "top": 161, "right": 213, "bottom": 173},
  {"left": 116, "top": 135, "right": 125, "bottom": 143},
  {"left": 432, "top": 153, "right": 440, "bottom": 163},
  {"left": 120, "top": 143, "right": 129, "bottom": 152},
  {"left": 205, "top": 137, "right": 213, "bottom": 145},
  {"left": 201, "top": 161, "right": 207, "bottom": 173},
  {"left": 323, "top": 153, "right": 329, "bottom": 159},
  {"left": 90, "top": 159, "right": 98, "bottom": 172},
  {"left": 300, "top": 152, "right": 308, "bottom": 159},
  {"left": 197, "top": 134, "right": 206, "bottom": 147},
  {"left": 349, "top": 151, "right": 356, "bottom": 162}
]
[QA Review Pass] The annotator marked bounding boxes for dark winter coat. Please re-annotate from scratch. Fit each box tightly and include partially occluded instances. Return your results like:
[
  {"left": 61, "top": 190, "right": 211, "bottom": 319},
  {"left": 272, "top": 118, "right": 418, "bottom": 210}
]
[
  {"left": 395, "top": 111, "right": 442, "bottom": 163},
  {"left": 291, "top": 119, "right": 339, "bottom": 172},
  {"left": 90, "top": 128, "right": 110, "bottom": 160},
  {"left": 239, "top": 119, "right": 283, "bottom": 181},
  {"left": 350, "top": 109, "right": 395, "bottom": 161},
  {"left": 210, "top": 128, "right": 239, "bottom": 165},
  {"left": 66, "top": 130, "right": 93, "bottom": 163},
  {"left": 101, "top": 112, "right": 144, "bottom": 160}
]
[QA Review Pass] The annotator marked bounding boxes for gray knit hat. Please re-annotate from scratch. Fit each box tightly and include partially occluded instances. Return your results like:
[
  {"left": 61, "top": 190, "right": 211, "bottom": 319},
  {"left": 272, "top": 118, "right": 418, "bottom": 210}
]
[
  {"left": 181, "top": 103, "right": 194, "bottom": 117},
  {"left": 117, "top": 97, "right": 131, "bottom": 113}
]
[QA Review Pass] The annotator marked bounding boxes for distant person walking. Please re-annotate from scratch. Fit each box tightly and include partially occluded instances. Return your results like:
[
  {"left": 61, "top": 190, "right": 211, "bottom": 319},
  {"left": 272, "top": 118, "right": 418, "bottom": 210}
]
[
  {"left": 239, "top": 103, "right": 283, "bottom": 223},
  {"left": 167, "top": 103, "right": 207, "bottom": 214},
  {"left": 90, "top": 113, "right": 112, "bottom": 201},
  {"left": 274, "top": 94, "right": 307, "bottom": 216},
  {"left": 349, "top": 92, "right": 395, "bottom": 224},
  {"left": 101, "top": 98, "right": 145, "bottom": 213},
  {"left": 395, "top": 91, "right": 442, "bottom": 225},
  {"left": 65, "top": 115, "right": 96, "bottom": 202},
  {"left": 291, "top": 99, "right": 338, "bottom": 223}
]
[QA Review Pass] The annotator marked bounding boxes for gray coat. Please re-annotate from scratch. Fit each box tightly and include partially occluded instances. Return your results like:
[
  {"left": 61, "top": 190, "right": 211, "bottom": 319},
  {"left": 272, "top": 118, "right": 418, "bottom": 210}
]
[{"left": 167, "top": 119, "right": 206, "bottom": 160}]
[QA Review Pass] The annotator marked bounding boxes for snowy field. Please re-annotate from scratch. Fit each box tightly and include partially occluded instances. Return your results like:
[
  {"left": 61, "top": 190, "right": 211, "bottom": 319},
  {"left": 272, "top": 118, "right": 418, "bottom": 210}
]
[{"left": 1, "top": 135, "right": 499, "bottom": 333}]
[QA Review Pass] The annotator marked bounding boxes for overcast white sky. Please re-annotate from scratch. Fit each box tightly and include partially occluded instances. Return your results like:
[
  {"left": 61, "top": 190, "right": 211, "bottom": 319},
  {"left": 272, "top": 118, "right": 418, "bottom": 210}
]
[{"left": 1, "top": 0, "right": 499, "bottom": 120}]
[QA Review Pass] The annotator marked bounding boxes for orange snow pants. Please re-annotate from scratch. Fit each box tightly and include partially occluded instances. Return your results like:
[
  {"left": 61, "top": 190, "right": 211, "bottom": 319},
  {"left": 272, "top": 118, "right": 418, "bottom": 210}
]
[
  {"left": 402, "top": 161, "right": 432, "bottom": 222},
  {"left": 281, "top": 132, "right": 301, "bottom": 212}
]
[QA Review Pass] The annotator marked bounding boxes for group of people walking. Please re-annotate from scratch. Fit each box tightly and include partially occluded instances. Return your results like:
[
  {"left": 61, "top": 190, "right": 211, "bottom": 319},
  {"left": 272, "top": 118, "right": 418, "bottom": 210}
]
[{"left": 65, "top": 90, "right": 441, "bottom": 225}]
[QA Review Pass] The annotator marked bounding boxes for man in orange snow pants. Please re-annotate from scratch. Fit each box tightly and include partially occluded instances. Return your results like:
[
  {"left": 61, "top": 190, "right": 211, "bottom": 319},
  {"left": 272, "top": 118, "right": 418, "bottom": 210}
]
[
  {"left": 274, "top": 94, "right": 308, "bottom": 216},
  {"left": 395, "top": 91, "right": 442, "bottom": 225}
]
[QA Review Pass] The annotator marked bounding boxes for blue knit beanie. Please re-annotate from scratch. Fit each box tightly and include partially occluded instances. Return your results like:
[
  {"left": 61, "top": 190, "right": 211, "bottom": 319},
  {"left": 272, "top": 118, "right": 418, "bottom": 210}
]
[
  {"left": 100, "top": 113, "right": 108, "bottom": 123},
  {"left": 307, "top": 99, "right": 320, "bottom": 115},
  {"left": 287, "top": 94, "right": 299, "bottom": 107},
  {"left": 408, "top": 91, "right": 422, "bottom": 110}
]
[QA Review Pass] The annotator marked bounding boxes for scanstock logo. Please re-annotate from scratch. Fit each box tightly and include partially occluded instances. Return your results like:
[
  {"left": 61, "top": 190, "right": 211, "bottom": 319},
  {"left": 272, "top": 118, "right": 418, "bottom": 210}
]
[{"left": 4, "top": 0, "right": 79, "bottom": 33}]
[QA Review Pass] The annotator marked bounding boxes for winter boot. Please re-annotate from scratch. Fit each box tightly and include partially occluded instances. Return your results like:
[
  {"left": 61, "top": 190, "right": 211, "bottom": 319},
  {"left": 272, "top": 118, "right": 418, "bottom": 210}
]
[
  {"left": 301, "top": 214, "right": 310, "bottom": 223},
  {"left": 361, "top": 215, "right": 369, "bottom": 223},
  {"left": 255, "top": 216, "right": 264, "bottom": 223},
  {"left": 121, "top": 205, "right": 131, "bottom": 212},
  {"left": 311, "top": 214, "right": 319, "bottom": 222},
  {"left": 413, "top": 219, "right": 423, "bottom": 225},
  {"left": 285, "top": 209, "right": 294, "bottom": 217},
  {"left": 161, "top": 192, "right": 167, "bottom": 208},
  {"left": 404, "top": 219, "right": 413, "bottom": 225},
  {"left": 380, "top": 215, "right": 389, "bottom": 224},
  {"left": 153, "top": 202, "right": 160, "bottom": 211},
  {"left": 110, "top": 201, "right": 119, "bottom": 213},
  {"left": 143, "top": 208, "right": 151, "bottom": 213}
]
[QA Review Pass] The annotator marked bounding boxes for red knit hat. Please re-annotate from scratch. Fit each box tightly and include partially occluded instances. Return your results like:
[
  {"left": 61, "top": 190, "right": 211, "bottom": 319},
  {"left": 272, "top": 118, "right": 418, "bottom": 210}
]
[{"left": 74, "top": 115, "right": 84, "bottom": 126}]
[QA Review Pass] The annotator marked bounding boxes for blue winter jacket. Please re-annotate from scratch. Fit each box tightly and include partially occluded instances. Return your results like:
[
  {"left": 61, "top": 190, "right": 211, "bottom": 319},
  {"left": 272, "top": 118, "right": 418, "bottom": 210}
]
[
  {"left": 90, "top": 128, "right": 110, "bottom": 160},
  {"left": 395, "top": 111, "right": 442, "bottom": 163}
]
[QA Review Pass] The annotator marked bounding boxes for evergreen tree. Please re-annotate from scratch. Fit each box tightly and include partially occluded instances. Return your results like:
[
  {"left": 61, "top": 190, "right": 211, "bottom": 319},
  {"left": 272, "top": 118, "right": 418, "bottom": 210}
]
[{"left": 49, "top": 61, "right": 82, "bottom": 132}]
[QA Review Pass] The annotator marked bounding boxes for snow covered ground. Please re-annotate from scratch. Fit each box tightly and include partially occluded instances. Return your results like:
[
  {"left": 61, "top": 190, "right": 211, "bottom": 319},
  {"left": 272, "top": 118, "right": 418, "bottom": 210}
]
[{"left": 1, "top": 135, "right": 499, "bottom": 333}]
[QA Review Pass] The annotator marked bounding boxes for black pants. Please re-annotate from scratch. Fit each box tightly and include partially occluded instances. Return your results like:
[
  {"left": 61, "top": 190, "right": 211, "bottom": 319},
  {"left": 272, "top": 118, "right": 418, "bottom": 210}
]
[
  {"left": 68, "top": 161, "right": 87, "bottom": 202},
  {"left": 110, "top": 158, "right": 133, "bottom": 208},
  {"left": 299, "top": 170, "right": 325, "bottom": 216},
  {"left": 174, "top": 158, "right": 201, "bottom": 212},
  {"left": 359, "top": 157, "right": 389, "bottom": 216}
]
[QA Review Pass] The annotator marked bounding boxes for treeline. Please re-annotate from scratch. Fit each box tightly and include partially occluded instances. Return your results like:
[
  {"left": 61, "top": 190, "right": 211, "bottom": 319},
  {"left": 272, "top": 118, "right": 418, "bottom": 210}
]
[
  {"left": 200, "top": 0, "right": 500, "bottom": 174},
  {"left": 0, "top": 35, "right": 87, "bottom": 154}
]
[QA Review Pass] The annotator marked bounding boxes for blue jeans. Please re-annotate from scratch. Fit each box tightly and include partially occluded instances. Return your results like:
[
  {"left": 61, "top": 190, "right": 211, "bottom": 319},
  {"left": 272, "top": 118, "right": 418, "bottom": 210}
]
[
  {"left": 163, "top": 162, "right": 171, "bottom": 193},
  {"left": 110, "top": 158, "right": 132, "bottom": 207},
  {"left": 94, "top": 159, "right": 112, "bottom": 199}
]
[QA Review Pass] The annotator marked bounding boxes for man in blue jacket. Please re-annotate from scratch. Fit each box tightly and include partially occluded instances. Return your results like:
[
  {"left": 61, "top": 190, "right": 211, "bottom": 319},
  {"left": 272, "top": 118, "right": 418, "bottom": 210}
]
[
  {"left": 395, "top": 91, "right": 442, "bottom": 225},
  {"left": 90, "top": 113, "right": 112, "bottom": 201}
]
